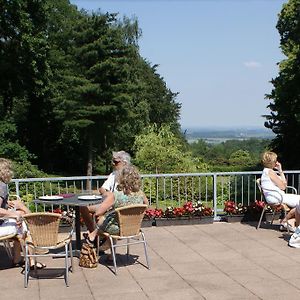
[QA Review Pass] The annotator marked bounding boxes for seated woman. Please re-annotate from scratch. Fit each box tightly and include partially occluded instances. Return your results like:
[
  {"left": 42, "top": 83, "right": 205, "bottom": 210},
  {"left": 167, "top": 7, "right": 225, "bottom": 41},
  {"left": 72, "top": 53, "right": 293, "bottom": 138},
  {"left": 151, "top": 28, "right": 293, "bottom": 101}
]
[
  {"left": 0, "top": 158, "right": 45, "bottom": 269},
  {"left": 84, "top": 165, "right": 148, "bottom": 255},
  {"left": 261, "top": 151, "right": 300, "bottom": 231},
  {"left": 0, "top": 158, "right": 30, "bottom": 266}
]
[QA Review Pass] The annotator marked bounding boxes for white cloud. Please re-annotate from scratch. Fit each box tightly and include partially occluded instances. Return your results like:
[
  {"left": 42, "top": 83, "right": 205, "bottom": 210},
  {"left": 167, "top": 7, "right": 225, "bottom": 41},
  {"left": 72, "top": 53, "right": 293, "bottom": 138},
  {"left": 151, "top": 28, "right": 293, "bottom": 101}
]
[{"left": 243, "top": 61, "right": 262, "bottom": 68}]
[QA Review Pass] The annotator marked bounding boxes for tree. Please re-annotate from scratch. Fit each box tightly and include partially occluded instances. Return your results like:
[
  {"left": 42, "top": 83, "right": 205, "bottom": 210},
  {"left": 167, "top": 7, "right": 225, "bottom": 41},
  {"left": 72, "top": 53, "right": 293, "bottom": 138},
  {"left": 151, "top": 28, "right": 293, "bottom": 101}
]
[
  {"left": 229, "top": 150, "right": 252, "bottom": 167},
  {"left": 264, "top": 0, "right": 300, "bottom": 168},
  {"left": 134, "top": 124, "right": 209, "bottom": 174}
]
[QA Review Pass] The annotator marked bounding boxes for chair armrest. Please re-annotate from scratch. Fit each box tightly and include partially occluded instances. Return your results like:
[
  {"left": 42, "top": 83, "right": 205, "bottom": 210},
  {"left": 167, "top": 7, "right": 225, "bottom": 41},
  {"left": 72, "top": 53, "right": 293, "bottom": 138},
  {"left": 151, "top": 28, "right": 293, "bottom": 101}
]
[
  {"left": 286, "top": 186, "right": 297, "bottom": 194},
  {"left": 260, "top": 187, "right": 284, "bottom": 203}
]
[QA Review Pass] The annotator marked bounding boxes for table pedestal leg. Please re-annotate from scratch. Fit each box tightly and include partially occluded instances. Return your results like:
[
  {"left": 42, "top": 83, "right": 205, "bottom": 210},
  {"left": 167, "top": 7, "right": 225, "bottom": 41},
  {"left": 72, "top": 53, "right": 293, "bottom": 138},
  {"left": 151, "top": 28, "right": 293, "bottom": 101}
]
[{"left": 75, "top": 206, "right": 81, "bottom": 251}]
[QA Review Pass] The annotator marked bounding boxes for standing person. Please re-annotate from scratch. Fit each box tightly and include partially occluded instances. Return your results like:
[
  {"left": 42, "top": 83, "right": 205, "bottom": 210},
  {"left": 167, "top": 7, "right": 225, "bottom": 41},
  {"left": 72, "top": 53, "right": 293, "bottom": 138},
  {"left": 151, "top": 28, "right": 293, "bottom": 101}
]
[
  {"left": 80, "top": 151, "right": 131, "bottom": 232},
  {"left": 261, "top": 151, "right": 300, "bottom": 231},
  {"left": 84, "top": 164, "right": 148, "bottom": 260},
  {"left": 0, "top": 158, "right": 30, "bottom": 266}
]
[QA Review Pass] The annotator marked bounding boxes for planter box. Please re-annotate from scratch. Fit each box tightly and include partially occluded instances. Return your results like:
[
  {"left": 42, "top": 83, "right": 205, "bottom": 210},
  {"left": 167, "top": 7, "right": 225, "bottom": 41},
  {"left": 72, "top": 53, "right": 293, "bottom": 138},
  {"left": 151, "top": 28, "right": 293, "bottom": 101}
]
[
  {"left": 155, "top": 216, "right": 213, "bottom": 227},
  {"left": 224, "top": 214, "right": 245, "bottom": 223},
  {"left": 142, "top": 219, "right": 154, "bottom": 228}
]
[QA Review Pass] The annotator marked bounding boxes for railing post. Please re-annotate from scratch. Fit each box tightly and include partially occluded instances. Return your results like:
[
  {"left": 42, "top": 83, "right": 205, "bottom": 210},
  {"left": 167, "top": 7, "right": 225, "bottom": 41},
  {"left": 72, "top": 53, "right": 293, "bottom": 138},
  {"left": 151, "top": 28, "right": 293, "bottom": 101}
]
[
  {"left": 213, "top": 174, "right": 218, "bottom": 220},
  {"left": 15, "top": 180, "right": 20, "bottom": 197}
]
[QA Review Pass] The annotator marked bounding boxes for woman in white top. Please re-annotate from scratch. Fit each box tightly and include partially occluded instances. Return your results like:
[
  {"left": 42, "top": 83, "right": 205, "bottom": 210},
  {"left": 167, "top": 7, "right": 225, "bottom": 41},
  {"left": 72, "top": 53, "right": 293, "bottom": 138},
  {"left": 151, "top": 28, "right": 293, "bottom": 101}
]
[{"left": 261, "top": 151, "right": 299, "bottom": 230}]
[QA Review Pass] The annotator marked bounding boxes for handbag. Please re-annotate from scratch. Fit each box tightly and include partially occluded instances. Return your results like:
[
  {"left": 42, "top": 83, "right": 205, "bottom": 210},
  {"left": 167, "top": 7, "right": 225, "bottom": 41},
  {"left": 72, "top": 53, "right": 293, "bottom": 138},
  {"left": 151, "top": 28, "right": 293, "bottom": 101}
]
[{"left": 79, "top": 242, "right": 98, "bottom": 268}]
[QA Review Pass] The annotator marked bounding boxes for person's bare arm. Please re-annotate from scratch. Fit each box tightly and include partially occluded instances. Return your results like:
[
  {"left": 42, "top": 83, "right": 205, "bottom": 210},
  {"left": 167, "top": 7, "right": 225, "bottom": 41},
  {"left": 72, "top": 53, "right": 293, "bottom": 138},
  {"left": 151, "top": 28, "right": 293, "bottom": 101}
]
[
  {"left": 98, "top": 186, "right": 107, "bottom": 195},
  {"left": 269, "top": 169, "right": 287, "bottom": 190},
  {"left": 94, "top": 191, "right": 114, "bottom": 217},
  {"left": 8, "top": 199, "right": 30, "bottom": 214},
  {"left": 143, "top": 193, "right": 149, "bottom": 206}
]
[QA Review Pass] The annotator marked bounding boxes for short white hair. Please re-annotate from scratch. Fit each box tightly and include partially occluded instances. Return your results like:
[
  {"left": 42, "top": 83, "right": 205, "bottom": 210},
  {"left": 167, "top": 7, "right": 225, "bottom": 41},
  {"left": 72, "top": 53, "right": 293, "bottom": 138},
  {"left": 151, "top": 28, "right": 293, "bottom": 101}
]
[{"left": 112, "top": 151, "right": 131, "bottom": 164}]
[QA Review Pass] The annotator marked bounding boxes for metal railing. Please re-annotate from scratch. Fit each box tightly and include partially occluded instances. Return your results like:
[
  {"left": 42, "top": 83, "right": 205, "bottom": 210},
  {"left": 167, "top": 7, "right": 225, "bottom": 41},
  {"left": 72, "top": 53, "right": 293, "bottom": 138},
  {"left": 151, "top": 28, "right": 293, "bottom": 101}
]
[{"left": 10, "top": 170, "right": 300, "bottom": 220}]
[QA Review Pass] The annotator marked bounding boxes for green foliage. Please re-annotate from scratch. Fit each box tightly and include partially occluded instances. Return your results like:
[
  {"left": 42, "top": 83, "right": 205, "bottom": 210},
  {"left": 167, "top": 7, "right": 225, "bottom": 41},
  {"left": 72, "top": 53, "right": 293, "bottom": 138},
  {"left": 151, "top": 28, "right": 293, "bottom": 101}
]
[
  {"left": 189, "top": 138, "right": 270, "bottom": 171},
  {"left": 0, "top": 120, "right": 34, "bottom": 162},
  {"left": 264, "top": 0, "right": 300, "bottom": 169},
  {"left": 134, "top": 124, "right": 209, "bottom": 174},
  {"left": 0, "top": 1, "right": 182, "bottom": 175}
]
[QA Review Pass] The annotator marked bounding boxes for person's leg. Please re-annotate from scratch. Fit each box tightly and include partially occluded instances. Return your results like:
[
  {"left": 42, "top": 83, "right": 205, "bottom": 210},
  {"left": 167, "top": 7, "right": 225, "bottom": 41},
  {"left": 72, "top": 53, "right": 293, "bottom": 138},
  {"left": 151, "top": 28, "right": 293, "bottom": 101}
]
[
  {"left": 12, "top": 239, "right": 22, "bottom": 264},
  {"left": 80, "top": 205, "right": 97, "bottom": 232},
  {"left": 281, "top": 207, "right": 295, "bottom": 223},
  {"left": 295, "top": 205, "right": 300, "bottom": 227}
]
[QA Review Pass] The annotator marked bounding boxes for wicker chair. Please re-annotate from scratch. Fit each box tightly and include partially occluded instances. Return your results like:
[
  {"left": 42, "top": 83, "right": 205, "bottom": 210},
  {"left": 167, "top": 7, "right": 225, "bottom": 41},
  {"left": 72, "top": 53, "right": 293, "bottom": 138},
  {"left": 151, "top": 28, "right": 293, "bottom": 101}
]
[
  {"left": 256, "top": 178, "right": 297, "bottom": 230},
  {"left": 22, "top": 212, "right": 74, "bottom": 287},
  {"left": 0, "top": 231, "right": 17, "bottom": 263},
  {"left": 100, "top": 204, "right": 150, "bottom": 275}
]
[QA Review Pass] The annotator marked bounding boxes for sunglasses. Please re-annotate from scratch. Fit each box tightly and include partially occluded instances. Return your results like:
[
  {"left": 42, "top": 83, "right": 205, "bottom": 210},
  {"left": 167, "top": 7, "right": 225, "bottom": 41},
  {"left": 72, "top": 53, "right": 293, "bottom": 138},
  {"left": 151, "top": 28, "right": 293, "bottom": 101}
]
[{"left": 112, "top": 160, "right": 121, "bottom": 165}]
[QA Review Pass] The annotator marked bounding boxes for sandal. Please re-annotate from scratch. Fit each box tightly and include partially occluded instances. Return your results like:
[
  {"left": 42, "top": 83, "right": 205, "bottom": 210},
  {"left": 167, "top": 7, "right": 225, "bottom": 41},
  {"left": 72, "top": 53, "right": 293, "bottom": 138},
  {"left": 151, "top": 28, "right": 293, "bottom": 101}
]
[
  {"left": 12, "top": 259, "right": 25, "bottom": 268},
  {"left": 83, "top": 233, "right": 97, "bottom": 247},
  {"left": 99, "top": 238, "right": 111, "bottom": 251},
  {"left": 30, "top": 262, "right": 46, "bottom": 270}
]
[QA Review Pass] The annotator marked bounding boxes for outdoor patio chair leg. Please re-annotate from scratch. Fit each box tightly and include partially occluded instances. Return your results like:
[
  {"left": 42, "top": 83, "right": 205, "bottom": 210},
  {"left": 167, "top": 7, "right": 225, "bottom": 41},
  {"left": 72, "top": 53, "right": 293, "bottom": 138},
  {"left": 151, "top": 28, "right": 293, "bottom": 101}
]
[
  {"left": 126, "top": 238, "right": 130, "bottom": 256},
  {"left": 69, "top": 242, "right": 74, "bottom": 272},
  {"left": 141, "top": 231, "right": 150, "bottom": 269},
  {"left": 65, "top": 244, "right": 69, "bottom": 287},
  {"left": 24, "top": 245, "right": 29, "bottom": 288},
  {"left": 270, "top": 209, "right": 276, "bottom": 225},
  {"left": 257, "top": 206, "right": 267, "bottom": 229},
  {"left": 109, "top": 237, "right": 117, "bottom": 275}
]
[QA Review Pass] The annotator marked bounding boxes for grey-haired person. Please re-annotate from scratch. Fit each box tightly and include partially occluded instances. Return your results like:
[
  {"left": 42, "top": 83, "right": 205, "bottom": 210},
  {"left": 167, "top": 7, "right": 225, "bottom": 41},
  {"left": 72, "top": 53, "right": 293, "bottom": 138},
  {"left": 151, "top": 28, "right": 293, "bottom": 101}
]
[{"left": 80, "top": 151, "right": 131, "bottom": 232}]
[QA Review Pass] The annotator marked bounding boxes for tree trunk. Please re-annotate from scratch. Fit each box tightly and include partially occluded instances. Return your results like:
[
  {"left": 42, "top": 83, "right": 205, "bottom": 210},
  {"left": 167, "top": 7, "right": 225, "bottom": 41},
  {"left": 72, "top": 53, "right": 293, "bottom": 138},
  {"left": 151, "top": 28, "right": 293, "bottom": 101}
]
[{"left": 86, "top": 137, "right": 93, "bottom": 191}]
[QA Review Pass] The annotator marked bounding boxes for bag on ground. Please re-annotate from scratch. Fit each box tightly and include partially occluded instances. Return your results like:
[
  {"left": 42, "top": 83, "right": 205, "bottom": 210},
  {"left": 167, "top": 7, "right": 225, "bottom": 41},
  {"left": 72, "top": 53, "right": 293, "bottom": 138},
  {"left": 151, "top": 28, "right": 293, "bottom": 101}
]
[{"left": 79, "top": 242, "right": 98, "bottom": 268}]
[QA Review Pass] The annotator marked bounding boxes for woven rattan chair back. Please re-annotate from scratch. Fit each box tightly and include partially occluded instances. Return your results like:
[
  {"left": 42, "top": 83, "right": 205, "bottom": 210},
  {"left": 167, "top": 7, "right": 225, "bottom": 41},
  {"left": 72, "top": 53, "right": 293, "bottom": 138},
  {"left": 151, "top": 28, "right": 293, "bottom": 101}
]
[
  {"left": 115, "top": 204, "right": 147, "bottom": 237},
  {"left": 23, "top": 213, "right": 61, "bottom": 247},
  {"left": 22, "top": 212, "right": 73, "bottom": 287}
]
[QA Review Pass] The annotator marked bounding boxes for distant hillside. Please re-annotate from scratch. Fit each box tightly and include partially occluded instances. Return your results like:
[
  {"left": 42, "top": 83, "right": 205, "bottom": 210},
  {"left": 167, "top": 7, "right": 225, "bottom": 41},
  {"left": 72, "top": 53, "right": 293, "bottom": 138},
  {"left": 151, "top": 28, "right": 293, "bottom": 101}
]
[{"left": 182, "top": 127, "right": 275, "bottom": 144}]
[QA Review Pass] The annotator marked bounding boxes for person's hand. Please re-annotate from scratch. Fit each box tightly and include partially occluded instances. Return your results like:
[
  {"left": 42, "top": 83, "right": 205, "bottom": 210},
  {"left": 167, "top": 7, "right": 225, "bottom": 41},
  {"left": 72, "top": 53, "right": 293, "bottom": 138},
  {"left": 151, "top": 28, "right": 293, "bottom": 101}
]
[
  {"left": 8, "top": 199, "right": 22, "bottom": 210},
  {"left": 275, "top": 161, "right": 283, "bottom": 172}
]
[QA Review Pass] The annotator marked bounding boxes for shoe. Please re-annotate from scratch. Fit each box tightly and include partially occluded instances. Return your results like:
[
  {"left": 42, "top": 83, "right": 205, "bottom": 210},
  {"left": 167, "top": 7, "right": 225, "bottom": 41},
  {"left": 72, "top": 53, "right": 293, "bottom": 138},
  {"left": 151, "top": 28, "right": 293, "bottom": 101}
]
[
  {"left": 98, "top": 238, "right": 111, "bottom": 251},
  {"left": 30, "top": 262, "right": 46, "bottom": 270},
  {"left": 280, "top": 221, "right": 295, "bottom": 232},
  {"left": 289, "top": 227, "right": 300, "bottom": 248}
]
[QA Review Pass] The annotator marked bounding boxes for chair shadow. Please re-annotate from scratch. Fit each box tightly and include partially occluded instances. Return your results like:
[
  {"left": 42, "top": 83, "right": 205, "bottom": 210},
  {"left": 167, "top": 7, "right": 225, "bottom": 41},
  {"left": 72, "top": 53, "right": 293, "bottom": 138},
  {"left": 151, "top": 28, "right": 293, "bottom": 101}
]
[
  {"left": 27, "top": 267, "right": 66, "bottom": 279},
  {"left": 98, "top": 253, "right": 145, "bottom": 274}
]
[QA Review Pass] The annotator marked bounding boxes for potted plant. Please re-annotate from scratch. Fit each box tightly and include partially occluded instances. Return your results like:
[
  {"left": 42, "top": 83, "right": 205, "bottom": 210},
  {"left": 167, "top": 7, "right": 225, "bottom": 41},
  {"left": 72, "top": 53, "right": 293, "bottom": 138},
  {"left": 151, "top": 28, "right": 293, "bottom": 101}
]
[
  {"left": 222, "top": 200, "right": 247, "bottom": 222},
  {"left": 155, "top": 201, "right": 214, "bottom": 226},
  {"left": 142, "top": 208, "right": 163, "bottom": 227}
]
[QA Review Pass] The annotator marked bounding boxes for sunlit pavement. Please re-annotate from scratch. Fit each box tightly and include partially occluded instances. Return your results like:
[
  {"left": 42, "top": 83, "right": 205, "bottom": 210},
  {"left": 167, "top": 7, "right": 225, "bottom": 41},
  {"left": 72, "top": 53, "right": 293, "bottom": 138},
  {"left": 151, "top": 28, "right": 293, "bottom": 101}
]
[{"left": 1, "top": 221, "right": 300, "bottom": 300}]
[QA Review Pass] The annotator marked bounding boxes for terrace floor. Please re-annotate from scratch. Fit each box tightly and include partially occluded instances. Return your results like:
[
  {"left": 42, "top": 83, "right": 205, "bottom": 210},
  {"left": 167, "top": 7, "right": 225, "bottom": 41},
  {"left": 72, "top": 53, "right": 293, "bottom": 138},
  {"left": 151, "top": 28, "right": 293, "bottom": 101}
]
[{"left": 1, "top": 220, "right": 300, "bottom": 300}]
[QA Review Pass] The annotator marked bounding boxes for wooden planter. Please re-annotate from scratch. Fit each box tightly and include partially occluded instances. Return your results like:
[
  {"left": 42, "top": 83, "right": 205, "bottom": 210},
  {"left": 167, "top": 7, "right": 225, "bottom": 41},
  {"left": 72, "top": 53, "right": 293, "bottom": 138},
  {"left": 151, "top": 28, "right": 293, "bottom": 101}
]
[{"left": 155, "top": 216, "right": 214, "bottom": 227}]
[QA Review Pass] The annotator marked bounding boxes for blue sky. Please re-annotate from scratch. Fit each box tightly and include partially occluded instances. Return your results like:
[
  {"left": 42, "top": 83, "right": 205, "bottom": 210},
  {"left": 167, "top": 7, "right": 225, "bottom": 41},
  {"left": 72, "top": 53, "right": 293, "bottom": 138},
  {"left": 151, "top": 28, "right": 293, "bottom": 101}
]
[{"left": 70, "top": 0, "right": 287, "bottom": 129}]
